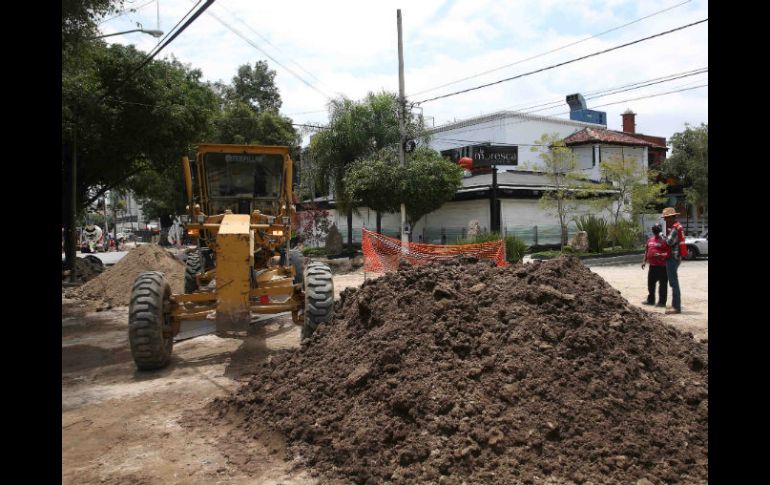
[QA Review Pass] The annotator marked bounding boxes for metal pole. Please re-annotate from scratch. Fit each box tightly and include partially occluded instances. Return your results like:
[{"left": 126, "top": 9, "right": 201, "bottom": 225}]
[
  {"left": 68, "top": 124, "right": 78, "bottom": 283},
  {"left": 397, "top": 9, "right": 408, "bottom": 246},
  {"left": 491, "top": 164, "right": 498, "bottom": 233}
]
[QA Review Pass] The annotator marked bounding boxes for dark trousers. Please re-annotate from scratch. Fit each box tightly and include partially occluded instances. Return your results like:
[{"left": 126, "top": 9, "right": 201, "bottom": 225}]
[{"left": 647, "top": 265, "right": 668, "bottom": 305}]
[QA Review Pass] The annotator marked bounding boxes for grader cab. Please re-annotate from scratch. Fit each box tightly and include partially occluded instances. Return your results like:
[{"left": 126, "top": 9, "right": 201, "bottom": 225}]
[{"left": 128, "top": 144, "right": 334, "bottom": 370}]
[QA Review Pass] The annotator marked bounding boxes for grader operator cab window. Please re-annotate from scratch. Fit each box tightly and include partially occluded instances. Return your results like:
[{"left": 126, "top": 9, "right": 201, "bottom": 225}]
[{"left": 204, "top": 152, "right": 284, "bottom": 214}]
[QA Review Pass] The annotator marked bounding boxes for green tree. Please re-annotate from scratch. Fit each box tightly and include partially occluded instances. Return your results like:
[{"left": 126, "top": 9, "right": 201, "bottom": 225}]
[
  {"left": 663, "top": 123, "right": 708, "bottom": 231},
  {"left": 311, "top": 91, "right": 424, "bottom": 247},
  {"left": 400, "top": 148, "right": 464, "bottom": 234},
  {"left": 344, "top": 147, "right": 462, "bottom": 236},
  {"left": 598, "top": 154, "right": 667, "bottom": 225},
  {"left": 531, "top": 133, "right": 592, "bottom": 248},
  {"left": 230, "top": 61, "right": 282, "bottom": 113},
  {"left": 343, "top": 151, "right": 400, "bottom": 234},
  {"left": 62, "top": 0, "right": 123, "bottom": 45},
  {"left": 62, "top": 43, "right": 219, "bottom": 219}
]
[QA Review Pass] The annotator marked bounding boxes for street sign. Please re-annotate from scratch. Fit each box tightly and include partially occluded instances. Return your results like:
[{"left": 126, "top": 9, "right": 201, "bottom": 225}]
[{"left": 471, "top": 145, "right": 518, "bottom": 167}]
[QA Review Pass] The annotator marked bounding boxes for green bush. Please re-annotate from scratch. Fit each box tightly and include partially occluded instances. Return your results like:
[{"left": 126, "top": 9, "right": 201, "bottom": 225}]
[
  {"left": 454, "top": 231, "right": 527, "bottom": 264},
  {"left": 504, "top": 235, "right": 528, "bottom": 264},
  {"left": 302, "top": 247, "right": 327, "bottom": 257},
  {"left": 609, "top": 219, "right": 641, "bottom": 250},
  {"left": 574, "top": 215, "right": 609, "bottom": 253},
  {"left": 455, "top": 231, "right": 504, "bottom": 245}
]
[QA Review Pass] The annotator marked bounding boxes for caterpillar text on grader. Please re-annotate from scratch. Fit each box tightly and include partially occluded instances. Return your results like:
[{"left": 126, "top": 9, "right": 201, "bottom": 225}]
[{"left": 128, "top": 144, "right": 334, "bottom": 370}]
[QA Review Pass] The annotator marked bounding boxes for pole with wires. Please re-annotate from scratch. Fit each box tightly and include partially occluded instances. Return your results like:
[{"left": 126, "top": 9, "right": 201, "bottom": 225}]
[{"left": 397, "top": 9, "right": 408, "bottom": 246}]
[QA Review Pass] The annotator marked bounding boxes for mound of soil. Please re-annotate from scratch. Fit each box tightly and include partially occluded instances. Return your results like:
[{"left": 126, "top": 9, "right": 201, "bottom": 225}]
[
  {"left": 67, "top": 244, "right": 184, "bottom": 306},
  {"left": 216, "top": 257, "right": 707, "bottom": 484},
  {"left": 63, "top": 257, "right": 104, "bottom": 285}
]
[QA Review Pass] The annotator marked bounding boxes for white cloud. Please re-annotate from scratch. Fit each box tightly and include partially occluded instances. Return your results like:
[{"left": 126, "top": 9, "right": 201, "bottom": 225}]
[{"left": 99, "top": 0, "right": 708, "bottom": 143}]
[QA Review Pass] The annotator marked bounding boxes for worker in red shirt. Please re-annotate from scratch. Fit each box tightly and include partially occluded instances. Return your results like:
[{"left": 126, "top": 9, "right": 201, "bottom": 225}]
[
  {"left": 662, "top": 207, "right": 688, "bottom": 314},
  {"left": 641, "top": 223, "right": 670, "bottom": 307}
]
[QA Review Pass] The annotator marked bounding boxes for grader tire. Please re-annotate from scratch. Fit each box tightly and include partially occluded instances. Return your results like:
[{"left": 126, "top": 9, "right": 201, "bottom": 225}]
[
  {"left": 289, "top": 249, "right": 304, "bottom": 285},
  {"left": 184, "top": 250, "right": 202, "bottom": 293},
  {"left": 301, "top": 262, "right": 334, "bottom": 340},
  {"left": 129, "top": 272, "right": 173, "bottom": 370}
]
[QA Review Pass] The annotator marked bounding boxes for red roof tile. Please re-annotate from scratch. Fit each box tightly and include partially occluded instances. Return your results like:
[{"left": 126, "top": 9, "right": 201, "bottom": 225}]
[{"left": 563, "top": 128, "right": 664, "bottom": 148}]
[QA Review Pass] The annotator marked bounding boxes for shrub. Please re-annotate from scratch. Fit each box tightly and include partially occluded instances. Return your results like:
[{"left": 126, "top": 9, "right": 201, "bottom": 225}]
[
  {"left": 609, "top": 219, "right": 641, "bottom": 250},
  {"left": 505, "top": 234, "right": 528, "bottom": 263},
  {"left": 574, "top": 215, "right": 609, "bottom": 253}
]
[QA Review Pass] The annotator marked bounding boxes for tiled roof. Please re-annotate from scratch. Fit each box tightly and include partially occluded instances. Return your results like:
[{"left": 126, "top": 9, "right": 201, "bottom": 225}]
[{"left": 563, "top": 127, "right": 664, "bottom": 147}]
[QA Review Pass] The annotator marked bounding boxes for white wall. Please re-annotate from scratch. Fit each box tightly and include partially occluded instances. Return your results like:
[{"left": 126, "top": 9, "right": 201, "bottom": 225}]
[{"left": 428, "top": 112, "right": 603, "bottom": 172}]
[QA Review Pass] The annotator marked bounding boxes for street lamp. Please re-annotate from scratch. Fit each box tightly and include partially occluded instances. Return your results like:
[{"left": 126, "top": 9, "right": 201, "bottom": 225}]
[{"left": 93, "top": 28, "right": 164, "bottom": 39}]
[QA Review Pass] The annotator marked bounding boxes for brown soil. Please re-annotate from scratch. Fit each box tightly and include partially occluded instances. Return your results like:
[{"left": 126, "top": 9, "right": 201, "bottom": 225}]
[
  {"left": 67, "top": 245, "right": 185, "bottom": 306},
  {"left": 215, "top": 257, "right": 707, "bottom": 484},
  {"left": 64, "top": 257, "right": 105, "bottom": 285}
]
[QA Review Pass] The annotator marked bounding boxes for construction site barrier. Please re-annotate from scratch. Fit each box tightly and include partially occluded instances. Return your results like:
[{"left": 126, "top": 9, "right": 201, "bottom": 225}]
[{"left": 362, "top": 228, "right": 506, "bottom": 273}]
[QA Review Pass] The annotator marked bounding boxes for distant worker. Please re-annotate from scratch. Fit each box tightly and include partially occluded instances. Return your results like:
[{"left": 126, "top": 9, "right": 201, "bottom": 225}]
[
  {"left": 82, "top": 224, "right": 104, "bottom": 253},
  {"left": 641, "top": 223, "right": 669, "bottom": 308},
  {"left": 662, "top": 207, "right": 688, "bottom": 314}
]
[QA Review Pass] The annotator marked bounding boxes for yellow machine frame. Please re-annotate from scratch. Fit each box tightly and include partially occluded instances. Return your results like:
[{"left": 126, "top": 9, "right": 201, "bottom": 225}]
[{"left": 171, "top": 144, "right": 304, "bottom": 334}]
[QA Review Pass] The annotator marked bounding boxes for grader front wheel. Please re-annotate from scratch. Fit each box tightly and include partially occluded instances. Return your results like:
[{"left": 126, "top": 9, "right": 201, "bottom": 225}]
[
  {"left": 129, "top": 272, "right": 174, "bottom": 370},
  {"left": 301, "top": 262, "right": 334, "bottom": 340}
]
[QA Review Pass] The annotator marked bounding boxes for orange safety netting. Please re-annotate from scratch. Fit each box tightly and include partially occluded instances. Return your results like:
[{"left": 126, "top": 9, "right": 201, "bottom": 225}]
[{"left": 362, "top": 228, "right": 507, "bottom": 273}]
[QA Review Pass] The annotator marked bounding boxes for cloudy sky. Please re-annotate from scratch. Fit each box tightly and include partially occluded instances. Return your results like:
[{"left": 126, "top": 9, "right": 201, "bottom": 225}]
[{"left": 100, "top": 0, "right": 708, "bottom": 146}]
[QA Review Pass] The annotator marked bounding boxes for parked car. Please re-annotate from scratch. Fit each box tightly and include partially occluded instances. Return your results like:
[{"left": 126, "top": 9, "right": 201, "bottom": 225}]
[{"left": 684, "top": 231, "right": 708, "bottom": 260}]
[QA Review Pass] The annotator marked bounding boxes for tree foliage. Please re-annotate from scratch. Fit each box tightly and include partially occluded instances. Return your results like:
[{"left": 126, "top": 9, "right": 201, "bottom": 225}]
[
  {"left": 344, "top": 147, "right": 463, "bottom": 231},
  {"left": 531, "top": 133, "right": 592, "bottom": 248},
  {"left": 662, "top": 123, "right": 708, "bottom": 212},
  {"left": 598, "top": 154, "right": 667, "bottom": 224},
  {"left": 229, "top": 61, "right": 282, "bottom": 113},
  {"left": 62, "top": 43, "right": 219, "bottom": 220},
  {"left": 310, "top": 91, "right": 426, "bottom": 245},
  {"left": 62, "top": 0, "right": 123, "bottom": 46}
]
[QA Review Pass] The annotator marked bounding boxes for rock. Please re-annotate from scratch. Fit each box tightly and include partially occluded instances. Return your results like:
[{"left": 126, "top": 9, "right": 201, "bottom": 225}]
[
  {"left": 569, "top": 231, "right": 589, "bottom": 252},
  {"left": 325, "top": 223, "right": 344, "bottom": 256}
]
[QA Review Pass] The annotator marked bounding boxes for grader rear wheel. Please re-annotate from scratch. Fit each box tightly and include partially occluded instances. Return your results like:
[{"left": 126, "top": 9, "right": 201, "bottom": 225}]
[
  {"left": 301, "top": 262, "right": 334, "bottom": 340},
  {"left": 129, "top": 272, "right": 174, "bottom": 370},
  {"left": 184, "top": 250, "right": 202, "bottom": 293}
]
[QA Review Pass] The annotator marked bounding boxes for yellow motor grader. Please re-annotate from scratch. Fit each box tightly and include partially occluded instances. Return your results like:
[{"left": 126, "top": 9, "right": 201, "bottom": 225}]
[{"left": 128, "top": 144, "right": 334, "bottom": 370}]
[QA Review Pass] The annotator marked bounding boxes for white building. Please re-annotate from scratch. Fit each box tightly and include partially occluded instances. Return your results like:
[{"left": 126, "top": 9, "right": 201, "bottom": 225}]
[{"left": 301, "top": 104, "right": 663, "bottom": 246}]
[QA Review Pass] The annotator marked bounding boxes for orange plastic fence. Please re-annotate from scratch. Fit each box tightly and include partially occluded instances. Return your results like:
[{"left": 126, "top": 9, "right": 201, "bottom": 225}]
[{"left": 362, "top": 228, "right": 507, "bottom": 273}]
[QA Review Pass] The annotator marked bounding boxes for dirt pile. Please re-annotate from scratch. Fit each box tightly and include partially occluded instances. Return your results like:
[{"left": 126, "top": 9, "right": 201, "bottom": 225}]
[
  {"left": 63, "top": 256, "right": 104, "bottom": 285},
  {"left": 216, "top": 257, "right": 707, "bottom": 484},
  {"left": 67, "top": 244, "right": 185, "bottom": 307}
]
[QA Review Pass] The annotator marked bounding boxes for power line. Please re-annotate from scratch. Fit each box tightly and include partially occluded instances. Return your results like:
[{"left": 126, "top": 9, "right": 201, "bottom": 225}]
[
  {"left": 204, "top": 8, "right": 332, "bottom": 101},
  {"left": 409, "top": 0, "right": 693, "bottom": 97},
  {"left": 210, "top": 0, "right": 336, "bottom": 95},
  {"left": 515, "top": 69, "right": 708, "bottom": 115},
  {"left": 97, "top": 0, "right": 215, "bottom": 104},
  {"left": 498, "top": 67, "right": 707, "bottom": 113},
  {"left": 98, "top": 0, "right": 157, "bottom": 25},
  {"left": 414, "top": 18, "right": 707, "bottom": 106},
  {"left": 428, "top": 84, "right": 707, "bottom": 139}
]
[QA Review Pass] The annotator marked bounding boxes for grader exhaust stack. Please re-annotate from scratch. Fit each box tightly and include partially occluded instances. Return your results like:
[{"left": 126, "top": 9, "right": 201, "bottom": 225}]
[{"left": 127, "top": 144, "right": 334, "bottom": 371}]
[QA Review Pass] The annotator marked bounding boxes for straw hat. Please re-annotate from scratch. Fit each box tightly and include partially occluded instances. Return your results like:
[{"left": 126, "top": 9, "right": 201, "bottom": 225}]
[{"left": 661, "top": 207, "right": 679, "bottom": 218}]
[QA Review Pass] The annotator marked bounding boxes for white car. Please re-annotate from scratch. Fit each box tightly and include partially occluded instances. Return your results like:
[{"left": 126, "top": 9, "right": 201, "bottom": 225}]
[{"left": 684, "top": 231, "right": 708, "bottom": 260}]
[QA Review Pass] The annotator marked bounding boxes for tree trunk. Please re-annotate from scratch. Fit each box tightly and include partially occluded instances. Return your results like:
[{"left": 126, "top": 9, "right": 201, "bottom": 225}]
[
  {"left": 347, "top": 208, "right": 353, "bottom": 250},
  {"left": 376, "top": 211, "right": 382, "bottom": 235}
]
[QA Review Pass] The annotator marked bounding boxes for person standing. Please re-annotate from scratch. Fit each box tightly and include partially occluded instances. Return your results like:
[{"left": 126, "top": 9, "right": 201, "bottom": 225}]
[
  {"left": 641, "top": 223, "right": 670, "bottom": 307},
  {"left": 662, "top": 207, "right": 688, "bottom": 314}
]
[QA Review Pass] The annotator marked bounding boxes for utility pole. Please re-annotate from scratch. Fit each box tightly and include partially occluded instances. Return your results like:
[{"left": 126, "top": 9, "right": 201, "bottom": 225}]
[
  {"left": 68, "top": 125, "right": 78, "bottom": 283},
  {"left": 397, "top": 9, "right": 408, "bottom": 245}
]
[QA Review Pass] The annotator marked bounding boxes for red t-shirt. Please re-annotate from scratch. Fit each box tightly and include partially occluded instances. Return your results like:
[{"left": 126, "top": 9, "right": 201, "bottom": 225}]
[{"left": 645, "top": 235, "right": 670, "bottom": 266}]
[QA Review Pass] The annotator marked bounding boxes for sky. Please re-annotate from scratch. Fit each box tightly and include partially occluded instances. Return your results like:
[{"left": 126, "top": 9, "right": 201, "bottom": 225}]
[{"left": 99, "top": 0, "right": 708, "bottom": 147}]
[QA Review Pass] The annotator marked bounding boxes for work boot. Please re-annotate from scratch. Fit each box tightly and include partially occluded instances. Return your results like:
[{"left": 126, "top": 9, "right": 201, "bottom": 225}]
[
  {"left": 665, "top": 308, "right": 681, "bottom": 314},
  {"left": 642, "top": 299, "right": 654, "bottom": 306},
  {"left": 655, "top": 302, "right": 666, "bottom": 308}
]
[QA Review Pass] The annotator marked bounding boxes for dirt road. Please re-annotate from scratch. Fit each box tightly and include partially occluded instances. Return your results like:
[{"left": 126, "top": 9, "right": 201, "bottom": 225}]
[{"left": 62, "top": 259, "right": 707, "bottom": 484}]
